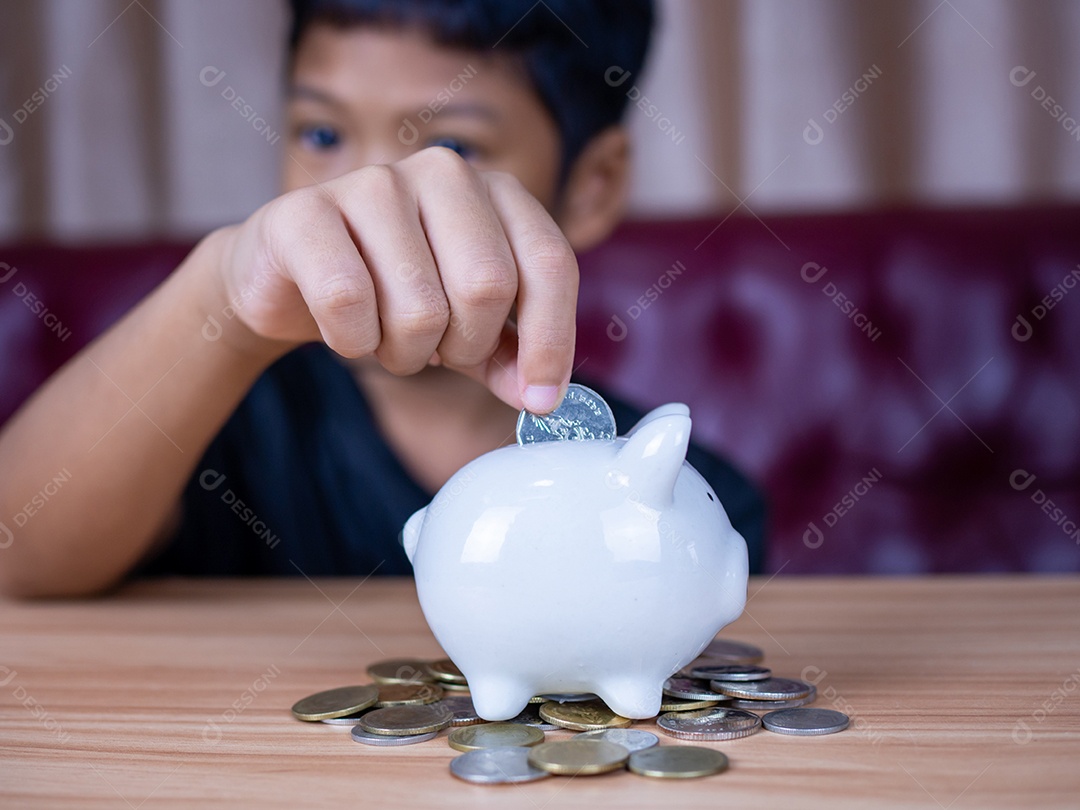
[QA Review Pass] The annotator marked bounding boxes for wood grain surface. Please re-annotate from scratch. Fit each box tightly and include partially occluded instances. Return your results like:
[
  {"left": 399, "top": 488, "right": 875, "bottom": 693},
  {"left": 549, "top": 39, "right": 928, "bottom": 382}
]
[{"left": 2, "top": 576, "right": 1078, "bottom": 808}]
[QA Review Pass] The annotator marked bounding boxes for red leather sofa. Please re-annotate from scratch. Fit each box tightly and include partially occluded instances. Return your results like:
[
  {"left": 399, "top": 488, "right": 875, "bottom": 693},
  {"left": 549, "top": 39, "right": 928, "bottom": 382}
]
[{"left": 3, "top": 205, "right": 1079, "bottom": 574}]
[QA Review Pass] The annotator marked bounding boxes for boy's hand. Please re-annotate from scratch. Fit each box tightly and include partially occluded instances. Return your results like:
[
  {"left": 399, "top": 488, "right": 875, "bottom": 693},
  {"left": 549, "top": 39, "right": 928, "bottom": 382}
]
[{"left": 217, "top": 148, "right": 577, "bottom": 413}]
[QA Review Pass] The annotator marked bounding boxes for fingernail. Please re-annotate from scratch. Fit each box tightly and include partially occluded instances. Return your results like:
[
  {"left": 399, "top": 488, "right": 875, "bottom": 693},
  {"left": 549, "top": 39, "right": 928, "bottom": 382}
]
[{"left": 523, "top": 385, "right": 562, "bottom": 414}]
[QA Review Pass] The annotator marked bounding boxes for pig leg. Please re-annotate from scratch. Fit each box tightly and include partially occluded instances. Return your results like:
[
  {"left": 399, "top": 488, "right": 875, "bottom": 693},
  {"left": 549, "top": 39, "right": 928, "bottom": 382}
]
[
  {"left": 597, "top": 677, "right": 664, "bottom": 720},
  {"left": 467, "top": 675, "right": 535, "bottom": 722}
]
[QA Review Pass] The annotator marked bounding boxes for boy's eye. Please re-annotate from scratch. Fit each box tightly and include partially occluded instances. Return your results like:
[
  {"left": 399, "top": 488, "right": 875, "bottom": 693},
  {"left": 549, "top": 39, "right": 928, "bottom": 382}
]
[
  {"left": 298, "top": 124, "right": 341, "bottom": 150},
  {"left": 424, "top": 137, "right": 477, "bottom": 161}
]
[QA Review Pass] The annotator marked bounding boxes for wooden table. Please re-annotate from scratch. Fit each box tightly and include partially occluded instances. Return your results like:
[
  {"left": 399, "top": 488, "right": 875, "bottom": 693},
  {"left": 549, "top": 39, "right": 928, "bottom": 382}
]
[{"left": 2, "top": 576, "right": 1078, "bottom": 808}]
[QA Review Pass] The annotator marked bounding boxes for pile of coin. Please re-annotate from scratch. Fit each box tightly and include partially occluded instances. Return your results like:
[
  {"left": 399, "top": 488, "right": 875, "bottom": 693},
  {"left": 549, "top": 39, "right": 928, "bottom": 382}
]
[{"left": 291, "top": 640, "right": 850, "bottom": 784}]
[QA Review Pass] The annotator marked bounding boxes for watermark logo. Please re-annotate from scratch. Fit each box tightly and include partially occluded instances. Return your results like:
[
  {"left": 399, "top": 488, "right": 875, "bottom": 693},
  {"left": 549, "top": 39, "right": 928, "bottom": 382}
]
[
  {"left": 1011, "top": 265, "right": 1080, "bottom": 342},
  {"left": 605, "top": 66, "right": 685, "bottom": 145},
  {"left": 1010, "top": 469, "right": 1079, "bottom": 544},
  {"left": 202, "top": 268, "right": 275, "bottom": 342},
  {"left": 0, "top": 65, "right": 73, "bottom": 147},
  {"left": 428, "top": 467, "right": 478, "bottom": 521},
  {"left": 804, "top": 65, "right": 882, "bottom": 146},
  {"left": 200, "top": 66, "right": 226, "bottom": 88},
  {"left": 607, "top": 260, "right": 686, "bottom": 342},
  {"left": 200, "top": 66, "right": 280, "bottom": 146},
  {"left": 0, "top": 667, "right": 71, "bottom": 743},
  {"left": 202, "top": 664, "right": 281, "bottom": 743},
  {"left": 1012, "top": 667, "right": 1080, "bottom": 744},
  {"left": 801, "top": 665, "right": 883, "bottom": 743},
  {"left": 398, "top": 65, "right": 478, "bottom": 146},
  {"left": 1, "top": 263, "right": 72, "bottom": 342},
  {"left": 800, "top": 262, "right": 881, "bottom": 342},
  {"left": 4, "top": 469, "right": 73, "bottom": 550},
  {"left": 804, "top": 468, "right": 882, "bottom": 549},
  {"left": 199, "top": 469, "right": 281, "bottom": 549},
  {"left": 1010, "top": 66, "right": 1080, "bottom": 142}
]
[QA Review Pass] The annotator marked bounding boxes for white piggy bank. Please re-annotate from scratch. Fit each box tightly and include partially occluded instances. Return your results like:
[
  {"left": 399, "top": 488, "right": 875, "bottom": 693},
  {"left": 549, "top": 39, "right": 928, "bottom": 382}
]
[{"left": 402, "top": 403, "right": 748, "bottom": 720}]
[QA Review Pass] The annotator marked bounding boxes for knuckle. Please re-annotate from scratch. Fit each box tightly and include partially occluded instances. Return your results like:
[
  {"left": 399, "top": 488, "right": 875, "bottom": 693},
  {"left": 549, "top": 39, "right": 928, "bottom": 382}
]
[
  {"left": 327, "top": 327, "right": 380, "bottom": 359},
  {"left": 376, "top": 347, "right": 430, "bottom": 377},
  {"left": 482, "top": 169, "right": 524, "bottom": 194},
  {"left": 417, "top": 145, "right": 472, "bottom": 174},
  {"left": 456, "top": 258, "right": 517, "bottom": 308},
  {"left": 442, "top": 335, "right": 499, "bottom": 369},
  {"left": 309, "top": 275, "right": 374, "bottom": 314},
  {"left": 261, "top": 188, "right": 327, "bottom": 248},
  {"left": 356, "top": 162, "right": 403, "bottom": 198},
  {"left": 519, "top": 235, "right": 578, "bottom": 280},
  {"left": 394, "top": 298, "right": 451, "bottom": 336},
  {"left": 280, "top": 185, "right": 334, "bottom": 221}
]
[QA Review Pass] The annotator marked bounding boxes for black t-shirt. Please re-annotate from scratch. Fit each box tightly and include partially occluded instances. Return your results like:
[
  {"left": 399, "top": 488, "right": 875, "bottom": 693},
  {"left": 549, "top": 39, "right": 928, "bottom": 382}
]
[{"left": 139, "top": 345, "right": 765, "bottom": 577}]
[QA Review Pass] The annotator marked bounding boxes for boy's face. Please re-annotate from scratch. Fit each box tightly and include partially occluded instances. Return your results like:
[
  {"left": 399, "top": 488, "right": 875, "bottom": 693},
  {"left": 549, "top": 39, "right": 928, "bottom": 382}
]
[{"left": 284, "top": 24, "right": 563, "bottom": 210}]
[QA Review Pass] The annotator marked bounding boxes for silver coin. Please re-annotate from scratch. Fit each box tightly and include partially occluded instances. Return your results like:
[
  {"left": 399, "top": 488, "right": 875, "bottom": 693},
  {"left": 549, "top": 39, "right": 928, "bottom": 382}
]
[
  {"left": 693, "top": 664, "right": 771, "bottom": 682},
  {"left": 350, "top": 726, "right": 438, "bottom": 746},
  {"left": 450, "top": 746, "right": 551, "bottom": 784},
  {"left": 575, "top": 728, "right": 659, "bottom": 753},
  {"left": 536, "top": 692, "right": 599, "bottom": 703},
  {"left": 439, "top": 695, "right": 485, "bottom": 727},
  {"left": 730, "top": 691, "right": 817, "bottom": 711},
  {"left": 713, "top": 678, "right": 813, "bottom": 701},
  {"left": 663, "top": 677, "right": 728, "bottom": 702},
  {"left": 762, "top": 708, "right": 849, "bottom": 736},
  {"left": 700, "top": 639, "right": 764, "bottom": 664},
  {"left": 656, "top": 708, "right": 762, "bottom": 741},
  {"left": 320, "top": 712, "right": 367, "bottom": 726},
  {"left": 515, "top": 384, "right": 616, "bottom": 445},
  {"left": 506, "top": 703, "right": 559, "bottom": 731}
]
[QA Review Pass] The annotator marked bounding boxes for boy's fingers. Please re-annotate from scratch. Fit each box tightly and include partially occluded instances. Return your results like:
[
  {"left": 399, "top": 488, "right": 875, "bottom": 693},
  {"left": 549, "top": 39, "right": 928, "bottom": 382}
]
[
  {"left": 271, "top": 194, "right": 381, "bottom": 357},
  {"left": 338, "top": 165, "right": 447, "bottom": 375},
  {"left": 404, "top": 149, "right": 518, "bottom": 371},
  {"left": 483, "top": 171, "right": 578, "bottom": 413},
  {"left": 454, "top": 322, "right": 522, "bottom": 410}
]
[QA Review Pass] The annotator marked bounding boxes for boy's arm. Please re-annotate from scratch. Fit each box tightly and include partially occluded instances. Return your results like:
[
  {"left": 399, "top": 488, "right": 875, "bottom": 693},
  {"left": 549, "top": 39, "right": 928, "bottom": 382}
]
[
  {"left": 0, "top": 229, "right": 287, "bottom": 597},
  {"left": 0, "top": 150, "right": 578, "bottom": 597}
]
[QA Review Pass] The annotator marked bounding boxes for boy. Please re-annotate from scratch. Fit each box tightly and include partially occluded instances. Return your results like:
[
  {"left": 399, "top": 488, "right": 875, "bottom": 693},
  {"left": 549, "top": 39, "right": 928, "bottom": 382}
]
[{"left": 0, "top": 0, "right": 763, "bottom": 597}]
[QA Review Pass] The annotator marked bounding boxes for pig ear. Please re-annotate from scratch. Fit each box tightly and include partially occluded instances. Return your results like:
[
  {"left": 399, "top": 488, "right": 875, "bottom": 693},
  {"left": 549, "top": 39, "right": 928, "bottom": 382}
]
[
  {"left": 626, "top": 403, "right": 690, "bottom": 437},
  {"left": 401, "top": 506, "right": 427, "bottom": 564},
  {"left": 615, "top": 410, "right": 691, "bottom": 507}
]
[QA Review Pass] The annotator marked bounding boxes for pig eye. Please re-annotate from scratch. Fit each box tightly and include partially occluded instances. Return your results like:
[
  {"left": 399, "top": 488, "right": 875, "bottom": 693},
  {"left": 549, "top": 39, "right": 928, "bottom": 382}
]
[{"left": 707, "top": 492, "right": 715, "bottom": 501}]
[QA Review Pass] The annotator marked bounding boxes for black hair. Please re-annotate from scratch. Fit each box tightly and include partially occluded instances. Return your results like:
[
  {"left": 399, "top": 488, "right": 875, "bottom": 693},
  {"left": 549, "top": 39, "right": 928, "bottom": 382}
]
[{"left": 286, "top": 0, "right": 654, "bottom": 175}]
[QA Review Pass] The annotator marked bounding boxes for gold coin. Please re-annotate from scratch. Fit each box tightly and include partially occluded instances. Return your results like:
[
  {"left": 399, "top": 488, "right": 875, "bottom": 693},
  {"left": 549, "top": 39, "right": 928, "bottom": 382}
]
[
  {"left": 447, "top": 723, "right": 546, "bottom": 752},
  {"left": 659, "top": 695, "right": 722, "bottom": 713},
  {"left": 628, "top": 746, "right": 729, "bottom": 779},
  {"left": 366, "top": 658, "right": 435, "bottom": 684},
  {"left": 539, "top": 699, "right": 632, "bottom": 731},
  {"left": 441, "top": 682, "right": 471, "bottom": 693},
  {"left": 358, "top": 703, "right": 453, "bottom": 736},
  {"left": 375, "top": 681, "right": 444, "bottom": 706},
  {"left": 527, "top": 739, "right": 630, "bottom": 776},
  {"left": 528, "top": 695, "right": 547, "bottom": 704},
  {"left": 425, "top": 658, "right": 468, "bottom": 685},
  {"left": 291, "top": 685, "right": 379, "bottom": 721}
]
